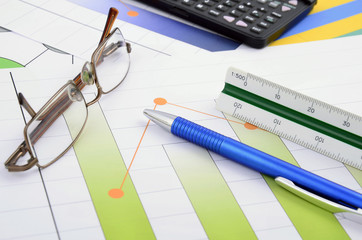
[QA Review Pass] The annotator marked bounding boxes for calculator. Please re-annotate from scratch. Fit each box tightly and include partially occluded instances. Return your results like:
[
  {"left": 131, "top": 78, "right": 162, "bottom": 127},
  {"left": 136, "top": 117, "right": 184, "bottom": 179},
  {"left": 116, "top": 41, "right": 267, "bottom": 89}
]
[{"left": 135, "top": 0, "right": 317, "bottom": 48}]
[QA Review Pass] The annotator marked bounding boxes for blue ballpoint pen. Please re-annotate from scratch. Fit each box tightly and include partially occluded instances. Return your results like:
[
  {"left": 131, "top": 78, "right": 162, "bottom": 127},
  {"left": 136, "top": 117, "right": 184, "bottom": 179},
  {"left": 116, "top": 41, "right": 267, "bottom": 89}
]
[{"left": 144, "top": 109, "right": 362, "bottom": 222}]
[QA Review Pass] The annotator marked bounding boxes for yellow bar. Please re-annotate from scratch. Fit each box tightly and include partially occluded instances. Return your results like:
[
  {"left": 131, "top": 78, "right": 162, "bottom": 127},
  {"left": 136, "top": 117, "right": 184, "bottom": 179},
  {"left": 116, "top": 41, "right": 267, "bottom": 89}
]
[
  {"left": 311, "top": 0, "right": 354, "bottom": 14},
  {"left": 271, "top": 13, "right": 362, "bottom": 46}
]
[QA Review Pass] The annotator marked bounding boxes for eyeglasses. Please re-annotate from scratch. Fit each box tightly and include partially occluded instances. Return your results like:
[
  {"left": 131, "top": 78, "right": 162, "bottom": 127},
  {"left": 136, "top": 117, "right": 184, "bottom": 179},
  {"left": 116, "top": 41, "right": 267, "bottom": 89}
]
[{"left": 5, "top": 8, "right": 131, "bottom": 172}]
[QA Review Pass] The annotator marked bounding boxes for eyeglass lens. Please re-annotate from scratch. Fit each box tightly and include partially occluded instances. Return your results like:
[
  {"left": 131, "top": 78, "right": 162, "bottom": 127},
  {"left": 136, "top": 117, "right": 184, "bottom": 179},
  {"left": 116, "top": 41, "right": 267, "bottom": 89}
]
[
  {"left": 93, "top": 28, "right": 130, "bottom": 93},
  {"left": 25, "top": 82, "right": 87, "bottom": 167}
]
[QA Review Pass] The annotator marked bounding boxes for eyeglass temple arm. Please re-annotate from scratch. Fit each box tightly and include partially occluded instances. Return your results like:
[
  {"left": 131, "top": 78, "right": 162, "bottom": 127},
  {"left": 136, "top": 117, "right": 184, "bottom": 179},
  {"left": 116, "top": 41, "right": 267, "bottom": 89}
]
[
  {"left": 18, "top": 93, "right": 36, "bottom": 118},
  {"left": 99, "top": 7, "right": 119, "bottom": 44},
  {"left": 5, "top": 142, "right": 38, "bottom": 171},
  {"left": 17, "top": 90, "right": 70, "bottom": 122}
]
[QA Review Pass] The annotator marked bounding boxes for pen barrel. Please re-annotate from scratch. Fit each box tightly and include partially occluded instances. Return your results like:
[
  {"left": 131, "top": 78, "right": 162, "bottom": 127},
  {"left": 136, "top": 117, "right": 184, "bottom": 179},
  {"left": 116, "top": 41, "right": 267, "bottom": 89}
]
[
  {"left": 171, "top": 117, "right": 362, "bottom": 210},
  {"left": 171, "top": 117, "right": 227, "bottom": 153}
]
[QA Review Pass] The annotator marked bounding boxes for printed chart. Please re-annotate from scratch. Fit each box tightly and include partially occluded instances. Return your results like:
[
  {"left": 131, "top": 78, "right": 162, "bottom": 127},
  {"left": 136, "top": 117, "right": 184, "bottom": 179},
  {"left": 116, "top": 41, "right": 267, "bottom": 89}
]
[{"left": 0, "top": 0, "right": 361, "bottom": 239}]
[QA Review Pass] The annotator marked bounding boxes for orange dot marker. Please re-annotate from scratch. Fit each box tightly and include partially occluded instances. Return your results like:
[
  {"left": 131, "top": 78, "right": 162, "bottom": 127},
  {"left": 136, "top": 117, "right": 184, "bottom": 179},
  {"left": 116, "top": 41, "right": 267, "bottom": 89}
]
[
  {"left": 244, "top": 122, "right": 258, "bottom": 130},
  {"left": 119, "top": 0, "right": 139, "bottom": 17},
  {"left": 127, "top": 11, "right": 139, "bottom": 17},
  {"left": 109, "top": 188, "right": 124, "bottom": 198},
  {"left": 154, "top": 98, "right": 167, "bottom": 105}
]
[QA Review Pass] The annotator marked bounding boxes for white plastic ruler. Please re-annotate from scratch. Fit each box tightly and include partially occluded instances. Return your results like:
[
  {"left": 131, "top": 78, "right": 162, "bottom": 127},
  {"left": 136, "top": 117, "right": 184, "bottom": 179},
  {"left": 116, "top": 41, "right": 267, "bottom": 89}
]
[{"left": 216, "top": 67, "right": 362, "bottom": 170}]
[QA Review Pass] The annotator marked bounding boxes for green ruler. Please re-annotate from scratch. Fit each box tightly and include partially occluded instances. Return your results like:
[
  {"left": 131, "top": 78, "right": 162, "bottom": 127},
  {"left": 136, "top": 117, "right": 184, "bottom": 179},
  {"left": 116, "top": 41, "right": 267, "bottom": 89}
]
[{"left": 216, "top": 67, "right": 362, "bottom": 170}]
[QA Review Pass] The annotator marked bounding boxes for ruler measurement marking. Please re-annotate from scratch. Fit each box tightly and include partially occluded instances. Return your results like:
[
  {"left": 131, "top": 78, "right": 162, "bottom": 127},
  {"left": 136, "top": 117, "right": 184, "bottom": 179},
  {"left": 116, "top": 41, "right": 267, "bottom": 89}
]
[
  {"left": 221, "top": 68, "right": 362, "bottom": 169},
  {"left": 251, "top": 75, "right": 361, "bottom": 127},
  {"left": 233, "top": 107, "right": 348, "bottom": 156},
  {"left": 223, "top": 83, "right": 362, "bottom": 150},
  {"left": 232, "top": 73, "right": 362, "bottom": 132}
]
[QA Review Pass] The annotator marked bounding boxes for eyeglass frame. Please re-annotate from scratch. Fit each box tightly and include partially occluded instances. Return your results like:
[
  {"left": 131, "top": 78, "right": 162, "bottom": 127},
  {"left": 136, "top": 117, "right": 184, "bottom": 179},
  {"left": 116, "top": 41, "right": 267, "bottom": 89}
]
[{"left": 5, "top": 7, "right": 131, "bottom": 172}]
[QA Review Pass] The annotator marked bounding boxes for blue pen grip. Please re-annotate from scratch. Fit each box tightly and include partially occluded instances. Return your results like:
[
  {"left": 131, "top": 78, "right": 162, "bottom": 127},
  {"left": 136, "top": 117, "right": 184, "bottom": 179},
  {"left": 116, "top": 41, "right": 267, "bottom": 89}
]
[
  {"left": 171, "top": 117, "right": 227, "bottom": 153},
  {"left": 171, "top": 116, "right": 362, "bottom": 209}
]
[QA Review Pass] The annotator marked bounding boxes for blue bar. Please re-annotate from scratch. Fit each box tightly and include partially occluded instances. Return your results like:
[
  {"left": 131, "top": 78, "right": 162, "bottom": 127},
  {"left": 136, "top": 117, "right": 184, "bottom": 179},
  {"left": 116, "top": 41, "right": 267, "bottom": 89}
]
[{"left": 68, "top": 0, "right": 240, "bottom": 51}]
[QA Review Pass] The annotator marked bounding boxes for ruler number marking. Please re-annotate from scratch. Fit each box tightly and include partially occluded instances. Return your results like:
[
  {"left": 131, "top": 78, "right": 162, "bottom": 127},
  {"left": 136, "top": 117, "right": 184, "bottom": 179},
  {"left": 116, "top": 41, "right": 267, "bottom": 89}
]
[
  {"left": 315, "top": 136, "right": 324, "bottom": 143},
  {"left": 274, "top": 118, "right": 281, "bottom": 126},
  {"left": 234, "top": 102, "right": 243, "bottom": 109},
  {"left": 307, "top": 106, "right": 315, "bottom": 114},
  {"left": 231, "top": 71, "right": 247, "bottom": 86},
  {"left": 343, "top": 120, "right": 351, "bottom": 128},
  {"left": 275, "top": 93, "right": 281, "bottom": 100}
]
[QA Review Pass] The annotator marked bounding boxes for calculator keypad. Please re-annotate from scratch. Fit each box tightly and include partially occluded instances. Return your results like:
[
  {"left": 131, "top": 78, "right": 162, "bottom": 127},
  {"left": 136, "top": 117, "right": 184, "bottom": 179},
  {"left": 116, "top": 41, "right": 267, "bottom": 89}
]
[
  {"left": 137, "top": 0, "right": 316, "bottom": 48},
  {"left": 190, "top": 0, "right": 300, "bottom": 35}
]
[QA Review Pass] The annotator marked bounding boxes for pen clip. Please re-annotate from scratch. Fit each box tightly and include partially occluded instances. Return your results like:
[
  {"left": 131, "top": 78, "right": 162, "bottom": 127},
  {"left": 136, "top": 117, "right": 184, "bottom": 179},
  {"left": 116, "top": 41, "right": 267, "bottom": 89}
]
[{"left": 275, "top": 177, "right": 362, "bottom": 224}]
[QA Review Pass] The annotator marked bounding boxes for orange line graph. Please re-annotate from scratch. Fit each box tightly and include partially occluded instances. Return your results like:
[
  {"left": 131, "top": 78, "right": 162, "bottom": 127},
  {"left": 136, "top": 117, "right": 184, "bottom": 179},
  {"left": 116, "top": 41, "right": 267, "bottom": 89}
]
[{"left": 108, "top": 97, "right": 258, "bottom": 198}]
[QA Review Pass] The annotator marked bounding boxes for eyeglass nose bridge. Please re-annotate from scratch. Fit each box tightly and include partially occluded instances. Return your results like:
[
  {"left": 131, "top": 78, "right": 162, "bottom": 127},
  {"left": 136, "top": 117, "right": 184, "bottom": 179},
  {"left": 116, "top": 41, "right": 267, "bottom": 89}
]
[{"left": 4, "top": 141, "right": 38, "bottom": 172}]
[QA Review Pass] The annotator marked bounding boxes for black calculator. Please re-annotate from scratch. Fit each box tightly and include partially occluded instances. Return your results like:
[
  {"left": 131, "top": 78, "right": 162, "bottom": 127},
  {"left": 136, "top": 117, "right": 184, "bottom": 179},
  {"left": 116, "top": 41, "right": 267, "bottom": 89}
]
[{"left": 135, "top": 0, "right": 317, "bottom": 48}]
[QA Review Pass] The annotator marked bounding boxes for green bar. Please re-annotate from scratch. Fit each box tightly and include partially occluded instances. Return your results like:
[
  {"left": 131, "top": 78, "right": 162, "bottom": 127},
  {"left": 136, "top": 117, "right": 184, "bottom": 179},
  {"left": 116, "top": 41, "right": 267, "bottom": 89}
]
[
  {"left": 226, "top": 116, "right": 350, "bottom": 239},
  {"left": 0, "top": 57, "right": 23, "bottom": 69},
  {"left": 67, "top": 104, "right": 155, "bottom": 239},
  {"left": 164, "top": 143, "right": 257, "bottom": 240},
  {"left": 346, "top": 165, "right": 362, "bottom": 187},
  {"left": 222, "top": 83, "right": 362, "bottom": 149}
]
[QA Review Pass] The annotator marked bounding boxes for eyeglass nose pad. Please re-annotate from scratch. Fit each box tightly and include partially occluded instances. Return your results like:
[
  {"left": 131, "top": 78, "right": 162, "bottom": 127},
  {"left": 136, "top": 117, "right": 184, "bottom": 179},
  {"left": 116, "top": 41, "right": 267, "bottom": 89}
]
[
  {"left": 81, "top": 61, "right": 95, "bottom": 85},
  {"left": 67, "top": 84, "right": 83, "bottom": 102}
]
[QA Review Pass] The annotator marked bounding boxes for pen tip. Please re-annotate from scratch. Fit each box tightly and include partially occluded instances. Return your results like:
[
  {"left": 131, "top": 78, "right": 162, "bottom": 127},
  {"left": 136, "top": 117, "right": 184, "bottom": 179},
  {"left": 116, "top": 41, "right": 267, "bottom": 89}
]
[
  {"left": 143, "top": 109, "right": 177, "bottom": 131},
  {"left": 143, "top": 108, "right": 153, "bottom": 117}
]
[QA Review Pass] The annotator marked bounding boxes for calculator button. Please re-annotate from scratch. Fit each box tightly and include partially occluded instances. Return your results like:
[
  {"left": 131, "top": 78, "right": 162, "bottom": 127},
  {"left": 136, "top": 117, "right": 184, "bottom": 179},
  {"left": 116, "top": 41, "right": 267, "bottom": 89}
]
[
  {"left": 224, "top": 0, "right": 236, "bottom": 7},
  {"left": 237, "top": 5, "right": 250, "bottom": 12},
  {"left": 282, "top": 5, "right": 291, "bottom": 11},
  {"left": 251, "top": 10, "right": 263, "bottom": 18},
  {"left": 251, "top": 26, "right": 263, "bottom": 34},
  {"left": 288, "top": 0, "right": 298, "bottom": 6},
  {"left": 181, "top": 0, "right": 195, "bottom": 6},
  {"left": 223, "top": 15, "right": 235, "bottom": 22},
  {"left": 244, "top": 15, "right": 255, "bottom": 23},
  {"left": 257, "top": 21, "right": 269, "bottom": 28},
  {"left": 268, "top": 1, "right": 281, "bottom": 8},
  {"left": 208, "top": 9, "right": 221, "bottom": 17},
  {"left": 195, "top": 4, "right": 208, "bottom": 11},
  {"left": 271, "top": 12, "right": 282, "bottom": 18},
  {"left": 265, "top": 15, "right": 277, "bottom": 23},
  {"left": 258, "top": 7, "right": 267, "bottom": 13},
  {"left": 203, "top": 0, "right": 216, "bottom": 6},
  {"left": 216, "top": 4, "right": 229, "bottom": 11},
  {"left": 236, "top": 20, "right": 248, "bottom": 27},
  {"left": 257, "top": 0, "right": 267, "bottom": 3},
  {"left": 244, "top": 2, "right": 253, "bottom": 7},
  {"left": 230, "top": 9, "right": 243, "bottom": 17}
]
